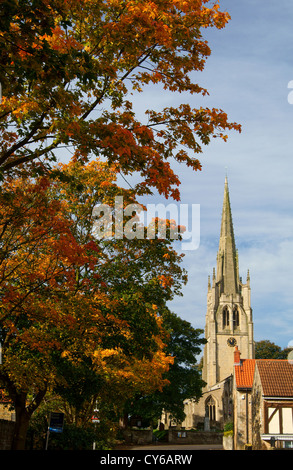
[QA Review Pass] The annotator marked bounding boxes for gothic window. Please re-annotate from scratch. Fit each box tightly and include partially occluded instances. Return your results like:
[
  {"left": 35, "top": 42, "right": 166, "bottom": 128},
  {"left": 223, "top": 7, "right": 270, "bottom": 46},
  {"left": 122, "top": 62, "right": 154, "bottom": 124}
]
[
  {"left": 233, "top": 306, "right": 240, "bottom": 329},
  {"left": 206, "top": 396, "right": 216, "bottom": 422},
  {"left": 222, "top": 306, "right": 229, "bottom": 329}
]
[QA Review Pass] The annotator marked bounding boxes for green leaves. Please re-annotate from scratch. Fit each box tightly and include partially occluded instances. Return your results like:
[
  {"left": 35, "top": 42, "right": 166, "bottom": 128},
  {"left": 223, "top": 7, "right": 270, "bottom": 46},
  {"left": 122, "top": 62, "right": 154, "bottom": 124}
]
[{"left": 125, "top": 310, "right": 206, "bottom": 423}]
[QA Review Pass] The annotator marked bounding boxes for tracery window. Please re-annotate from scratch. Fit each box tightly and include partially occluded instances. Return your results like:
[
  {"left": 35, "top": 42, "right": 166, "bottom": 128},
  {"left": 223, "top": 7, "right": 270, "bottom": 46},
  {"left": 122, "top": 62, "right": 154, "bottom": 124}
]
[
  {"left": 233, "top": 306, "right": 240, "bottom": 329},
  {"left": 206, "top": 396, "right": 216, "bottom": 422},
  {"left": 222, "top": 306, "right": 229, "bottom": 329}
]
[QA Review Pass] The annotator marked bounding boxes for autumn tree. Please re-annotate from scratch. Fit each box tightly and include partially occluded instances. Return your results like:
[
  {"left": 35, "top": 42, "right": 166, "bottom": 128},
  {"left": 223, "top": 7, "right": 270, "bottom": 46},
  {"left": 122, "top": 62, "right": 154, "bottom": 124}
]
[
  {"left": 0, "top": 160, "right": 188, "bottom": 449},
  {"left": 0, "top": 0, "right": 240, "bottom": 199},
  {"left": 51, "top": 161, "right": 188, "bottom": 426},
  {"left": 0, "top": 0, "right": 242, "bottom": 450},
  {"left": 0, "top": 171, "right": 103, "bottom": 449}
]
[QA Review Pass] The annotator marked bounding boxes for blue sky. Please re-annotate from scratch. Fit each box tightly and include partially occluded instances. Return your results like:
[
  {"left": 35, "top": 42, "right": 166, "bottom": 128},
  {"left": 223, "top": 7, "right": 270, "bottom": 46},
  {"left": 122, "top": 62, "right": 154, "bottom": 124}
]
[
  {"left": 56, "top": 1, "right": 293, "bottom": 351},
  {"left": 130, "top": 0, "right": 293, "bottom": 350}
]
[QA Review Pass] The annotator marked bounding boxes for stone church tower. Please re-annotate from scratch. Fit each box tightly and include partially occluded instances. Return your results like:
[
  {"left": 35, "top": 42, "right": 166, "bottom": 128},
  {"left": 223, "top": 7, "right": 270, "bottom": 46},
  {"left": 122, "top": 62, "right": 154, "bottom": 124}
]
[
  {"left": 202, "top": 176, "right": 254, "bottom": 389},
  {"left": 170, "top": 177, "right": 255, "bottom": 430}
]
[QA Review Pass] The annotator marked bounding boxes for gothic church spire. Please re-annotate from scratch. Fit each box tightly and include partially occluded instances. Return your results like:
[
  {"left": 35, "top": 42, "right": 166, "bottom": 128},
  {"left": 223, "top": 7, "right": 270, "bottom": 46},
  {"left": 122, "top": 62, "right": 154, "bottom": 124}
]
[{"left": 216, "top": 176, "right": 239, "bottom": 295}]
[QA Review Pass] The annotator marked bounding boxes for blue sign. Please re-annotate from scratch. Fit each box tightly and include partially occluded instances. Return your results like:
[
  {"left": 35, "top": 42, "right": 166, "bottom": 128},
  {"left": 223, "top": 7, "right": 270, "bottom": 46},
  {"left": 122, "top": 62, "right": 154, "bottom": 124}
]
[{"left": 48, "top": 412, "right": 64, "bottom": 433}]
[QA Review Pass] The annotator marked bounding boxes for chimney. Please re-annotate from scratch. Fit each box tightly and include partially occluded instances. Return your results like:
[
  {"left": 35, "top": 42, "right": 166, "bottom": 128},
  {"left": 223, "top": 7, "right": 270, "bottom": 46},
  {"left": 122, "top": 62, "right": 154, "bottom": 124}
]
[{"left": 234, "top": 346, "right": 241, "bottom": 365}]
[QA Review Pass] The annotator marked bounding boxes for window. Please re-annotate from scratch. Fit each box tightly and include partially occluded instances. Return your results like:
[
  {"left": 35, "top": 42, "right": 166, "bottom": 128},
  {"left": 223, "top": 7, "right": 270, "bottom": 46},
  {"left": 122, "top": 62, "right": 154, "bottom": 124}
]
[
  {"left": 233, "top": 306, "right": 239, "bottom": 329},
  {"left": 206, "top": 396, "right": 216, "bottom": 422},
  {"left": 284, "top": 441, "right": 293, "bottom": 449},
  {"left": 223, "top": 306, "right": 229, "bottom": 328}
]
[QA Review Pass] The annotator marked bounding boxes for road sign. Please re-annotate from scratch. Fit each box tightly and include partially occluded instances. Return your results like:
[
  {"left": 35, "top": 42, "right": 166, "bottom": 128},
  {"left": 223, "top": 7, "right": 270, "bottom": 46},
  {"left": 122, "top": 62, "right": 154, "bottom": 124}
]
[
  {"left": 45, "top": 412, "right": 65, "bottom": 450},
  {"left": 48, "top": 412, "right": 64, "bottom": 433}
]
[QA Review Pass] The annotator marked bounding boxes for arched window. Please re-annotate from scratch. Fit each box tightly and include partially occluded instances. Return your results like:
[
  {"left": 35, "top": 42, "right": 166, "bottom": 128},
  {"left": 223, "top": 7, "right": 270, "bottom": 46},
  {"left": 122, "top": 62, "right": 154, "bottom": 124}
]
[
  {"left": 233, "top": 306, "right": 239, "bottom": 329},
  {"left": 206, "top": 396, "right": 216, "bottom": 422},
  {"left": 222, "top": 306, "right": 229, "bottom": 328}
]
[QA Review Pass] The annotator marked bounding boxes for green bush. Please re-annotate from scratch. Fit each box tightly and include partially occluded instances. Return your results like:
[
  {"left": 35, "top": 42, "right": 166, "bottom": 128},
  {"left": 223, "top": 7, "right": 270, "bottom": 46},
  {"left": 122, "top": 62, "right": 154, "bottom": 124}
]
[
  {"left": 48, "top": 424, "right": 96, "bottom": 450},
  {"left": 223, "top": 421, "right": 233, "bottom": 434},
  {"left": 153, "top": 429, "right": 168, "bottom": 442}
]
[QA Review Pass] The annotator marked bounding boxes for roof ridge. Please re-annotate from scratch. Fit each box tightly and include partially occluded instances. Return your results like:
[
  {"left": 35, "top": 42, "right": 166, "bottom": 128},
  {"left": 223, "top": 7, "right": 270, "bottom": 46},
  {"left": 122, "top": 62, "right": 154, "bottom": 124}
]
[
  {"left": 237, "top": 358, "right": 289, "bottom": 363},
  {"left": 256, "top": 358, "right": 288, "bottom": 361}
]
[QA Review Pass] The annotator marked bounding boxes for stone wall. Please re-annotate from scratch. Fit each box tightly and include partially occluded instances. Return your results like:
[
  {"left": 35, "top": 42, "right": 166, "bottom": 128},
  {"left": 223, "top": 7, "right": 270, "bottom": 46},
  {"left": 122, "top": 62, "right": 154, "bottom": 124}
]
[
  {"left": 0, "top": 403, "right": 15, "bottom": 421},
  {"left": 168, "top": 430, "right": 223, "bottom": 445},
  {"left": 223, "top": 433, "right": 233, "bottom": 450},
  {"left": 122, "top": 429, "right": 153, "bottom": 445},
  {"left": 0, "top": 419, "right": 15, "bottom": 450}
]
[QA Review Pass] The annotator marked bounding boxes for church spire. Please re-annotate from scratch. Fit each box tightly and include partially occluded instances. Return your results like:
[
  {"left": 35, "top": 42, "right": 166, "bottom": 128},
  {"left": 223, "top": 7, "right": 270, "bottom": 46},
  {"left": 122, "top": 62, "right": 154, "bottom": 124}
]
[{"left": 216, "top": 176, "right": 239, "bottom": 295}]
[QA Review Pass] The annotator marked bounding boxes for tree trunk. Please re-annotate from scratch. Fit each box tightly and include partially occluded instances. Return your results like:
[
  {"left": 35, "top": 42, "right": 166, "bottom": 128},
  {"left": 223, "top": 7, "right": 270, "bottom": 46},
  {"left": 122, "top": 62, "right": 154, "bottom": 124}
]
[
  {"left": 2, "top": 375, "right": 47, "bottom": 450},
  {"left": 11, "top": 393, "right": 31, "bottom": 450}
]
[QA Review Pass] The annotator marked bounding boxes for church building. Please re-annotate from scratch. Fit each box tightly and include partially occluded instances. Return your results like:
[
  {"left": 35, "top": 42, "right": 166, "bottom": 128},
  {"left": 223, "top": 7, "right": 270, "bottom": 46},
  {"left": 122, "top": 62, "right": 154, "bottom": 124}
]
[{"left": 181, "top": 176, "right": 255, "bottom": 430}]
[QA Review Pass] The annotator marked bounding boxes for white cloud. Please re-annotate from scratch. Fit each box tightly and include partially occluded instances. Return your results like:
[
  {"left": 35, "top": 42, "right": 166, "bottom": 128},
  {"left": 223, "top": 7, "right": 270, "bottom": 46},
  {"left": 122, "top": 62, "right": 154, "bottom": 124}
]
[{"left": 161, "top": 1, "right": 293, "bottom": 350}]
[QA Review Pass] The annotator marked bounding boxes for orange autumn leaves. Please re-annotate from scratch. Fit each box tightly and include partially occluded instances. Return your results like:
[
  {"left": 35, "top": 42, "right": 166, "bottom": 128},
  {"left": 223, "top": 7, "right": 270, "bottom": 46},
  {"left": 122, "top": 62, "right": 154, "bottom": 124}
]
[
  {"left": 0, "top": 1, "right": 241, "bottom": 446},
  {"left": 0, "top": 0, "right": 240, "bottom": 197},
  {"left": 0, "top": 160, "right": 182, "bottom": 401},
  {"left": 93, "top": 326, "right": 174, "bottom": 401}
]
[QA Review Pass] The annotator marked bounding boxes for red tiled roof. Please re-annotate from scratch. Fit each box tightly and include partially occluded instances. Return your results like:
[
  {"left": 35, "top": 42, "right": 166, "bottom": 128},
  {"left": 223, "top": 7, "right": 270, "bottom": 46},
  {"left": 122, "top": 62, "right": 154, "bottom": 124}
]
[
  {"left": 234, "top": 359, "right": 256, "bottom": 389},
  {"left": 234, "top": 358, "right": 293, "bottom": 397},
  {"left": 256, "top": 359, "right": 293, "bottom": 397}
]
